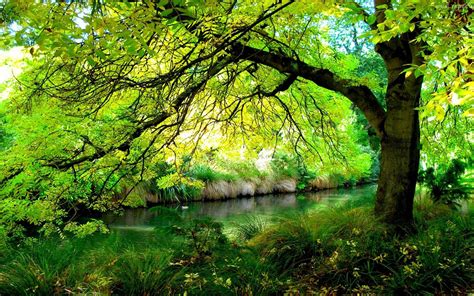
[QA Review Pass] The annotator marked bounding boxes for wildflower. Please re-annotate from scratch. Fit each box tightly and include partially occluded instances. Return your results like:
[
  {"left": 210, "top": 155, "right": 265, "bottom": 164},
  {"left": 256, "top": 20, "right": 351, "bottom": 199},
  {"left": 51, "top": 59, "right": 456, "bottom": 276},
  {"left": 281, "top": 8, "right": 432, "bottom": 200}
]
[
  {"left": 346, "top": 240, "right": 357, "bottom": 247},
  {"left": 439, "top": 262, "right": 449, "bottom": 269},
  {"left": 329, "top": 250, "right": 339, "bottom": 267},
  {"left": 374, "top": 253, "right": 387, "bottom": 263},
  {"left": 411, "top": 260, "right": 422, "bottom": 269},
  {"left": 400, "top": 246, "right": 409, "bottom": 255},
  {"left": 184, "top": 273, "right": 200, "bottom": 285},
  {"left": 403, "top": 265, "right": 415, "bottom": 276},
  {"left": 381, "top": 274, "right": 390, "bottom": 282}
]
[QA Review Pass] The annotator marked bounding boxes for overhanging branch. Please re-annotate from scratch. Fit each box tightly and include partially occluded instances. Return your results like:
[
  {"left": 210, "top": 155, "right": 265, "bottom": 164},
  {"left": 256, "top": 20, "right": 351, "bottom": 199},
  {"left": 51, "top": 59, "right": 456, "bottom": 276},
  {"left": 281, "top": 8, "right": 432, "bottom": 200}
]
[
  {"left": 141, "top": 1, "right": 387, "bottom": 137},
  {"left": 228, "top": 43, "right": 386, "bottom": 137}
]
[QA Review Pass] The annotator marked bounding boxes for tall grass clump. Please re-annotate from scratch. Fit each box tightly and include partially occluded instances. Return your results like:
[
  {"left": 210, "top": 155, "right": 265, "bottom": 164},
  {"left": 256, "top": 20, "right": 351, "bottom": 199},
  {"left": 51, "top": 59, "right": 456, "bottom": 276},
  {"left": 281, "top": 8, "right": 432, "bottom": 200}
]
[
  {"left": 149, "top": 181, "right": 201, "bottom": 203},
  {"left": 0, "top": 232, "right": 175, "bottom": 295},
  {"left": 250, "top": 213, "right": 317, "bottom": 272},
  {"left": 112, "top": 249, "right": 173, "bottom": 295},
  {"left": 0, "top": 238, "right": 83, "bottom": 295},
  {"left": 234, "top": 215, "right": 269, "bottom": 241}
]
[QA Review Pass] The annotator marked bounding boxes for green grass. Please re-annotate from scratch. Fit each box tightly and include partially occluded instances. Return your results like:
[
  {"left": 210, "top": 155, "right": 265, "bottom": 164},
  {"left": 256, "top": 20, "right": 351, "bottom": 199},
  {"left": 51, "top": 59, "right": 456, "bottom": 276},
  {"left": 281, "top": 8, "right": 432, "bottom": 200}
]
[
  {"left": 233, "top": 215, "right": 269, "bottom": 241},
  {"left": 0, "top": 238, "right": 84, "bottom": 295},
  {"left": 0, "top": 232, "right": 172, "bottom": 295},
  {"left": 188, "top": 164, "right": 237, "bottom": 182},
  {"left": 112, "top": 248, "right": 173, "bottom": 295},
  {"left": 0, "top": 220, "right": 284, "bottom": 295},
  {"left": 0, "top": 195, "right": 471, "bottom": 295}
]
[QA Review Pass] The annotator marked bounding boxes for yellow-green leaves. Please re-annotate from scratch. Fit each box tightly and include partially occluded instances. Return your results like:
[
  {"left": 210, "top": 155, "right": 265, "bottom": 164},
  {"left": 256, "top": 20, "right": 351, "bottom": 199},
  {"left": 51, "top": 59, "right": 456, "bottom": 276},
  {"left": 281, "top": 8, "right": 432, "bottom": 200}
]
[{"left": 64, "top": 219, "right": 109, "bottom": 238}]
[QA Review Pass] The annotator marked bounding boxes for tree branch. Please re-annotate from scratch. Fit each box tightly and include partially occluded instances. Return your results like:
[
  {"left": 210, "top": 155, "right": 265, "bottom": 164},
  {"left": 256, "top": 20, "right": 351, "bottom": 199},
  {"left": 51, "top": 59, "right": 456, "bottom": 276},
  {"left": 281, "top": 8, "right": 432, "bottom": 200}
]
[{"left": 228, "top": 43, "right": 386, "bottom": 137}]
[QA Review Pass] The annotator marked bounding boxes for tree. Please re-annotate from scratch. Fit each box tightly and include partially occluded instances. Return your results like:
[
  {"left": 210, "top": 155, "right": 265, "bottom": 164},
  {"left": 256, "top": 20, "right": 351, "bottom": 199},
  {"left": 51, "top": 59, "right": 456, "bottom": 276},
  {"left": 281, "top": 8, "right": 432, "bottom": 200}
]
[{"left": 0, "top": 0, "right": 471, "bottom": 234}]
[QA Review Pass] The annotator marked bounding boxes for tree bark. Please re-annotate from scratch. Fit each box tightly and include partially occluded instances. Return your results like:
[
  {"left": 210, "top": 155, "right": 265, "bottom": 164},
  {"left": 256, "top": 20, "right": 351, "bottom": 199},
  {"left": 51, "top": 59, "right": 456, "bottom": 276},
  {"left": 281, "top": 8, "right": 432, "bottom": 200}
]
[
  {"left": 374, "top": 37, "right": 424, "bottom": 230},
  {"left": 375, "top": 82, "right": 421, "bottom": 229}
]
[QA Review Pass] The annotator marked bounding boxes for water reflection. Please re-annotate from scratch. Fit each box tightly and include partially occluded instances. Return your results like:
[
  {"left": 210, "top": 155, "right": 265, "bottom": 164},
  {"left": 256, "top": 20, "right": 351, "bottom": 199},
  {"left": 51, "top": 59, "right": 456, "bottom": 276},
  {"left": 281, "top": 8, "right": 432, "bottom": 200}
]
[
  {"left": 185, "top": 193, "right": 298, "bottom": 218},
  {"left": 103, "top": 185, "right": 376, "bottom": 230}
]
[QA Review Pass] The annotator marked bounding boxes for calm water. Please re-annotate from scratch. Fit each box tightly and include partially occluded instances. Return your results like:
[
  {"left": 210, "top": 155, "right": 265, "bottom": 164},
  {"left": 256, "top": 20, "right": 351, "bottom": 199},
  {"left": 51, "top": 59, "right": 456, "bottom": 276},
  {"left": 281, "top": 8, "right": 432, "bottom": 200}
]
[{"left": 103, "top": 185, "right": 376, "bottom": 232}]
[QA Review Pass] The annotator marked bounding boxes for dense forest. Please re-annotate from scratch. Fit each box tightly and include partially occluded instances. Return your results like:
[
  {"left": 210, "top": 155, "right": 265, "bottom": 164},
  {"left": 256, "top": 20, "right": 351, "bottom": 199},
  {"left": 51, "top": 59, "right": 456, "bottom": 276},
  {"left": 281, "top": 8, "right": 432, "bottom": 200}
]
[{"left": 0, "top": 0, "right": 472, "bottom": 294}]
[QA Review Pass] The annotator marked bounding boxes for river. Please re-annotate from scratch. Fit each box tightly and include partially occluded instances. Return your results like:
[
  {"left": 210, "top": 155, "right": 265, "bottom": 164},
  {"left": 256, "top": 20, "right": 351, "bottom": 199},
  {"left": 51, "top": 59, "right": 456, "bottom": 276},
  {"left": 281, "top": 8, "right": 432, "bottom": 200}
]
[{"left": 103, "top": 185, "right": 377, "bottom": 234}]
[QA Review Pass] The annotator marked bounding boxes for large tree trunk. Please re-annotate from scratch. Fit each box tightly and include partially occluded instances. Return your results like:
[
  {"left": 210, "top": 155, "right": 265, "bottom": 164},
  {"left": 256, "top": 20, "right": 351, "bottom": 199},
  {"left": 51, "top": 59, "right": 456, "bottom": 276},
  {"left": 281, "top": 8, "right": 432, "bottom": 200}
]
[
  {"left": 371, "top": 2, "right": 426, "bottom": 231},
  {"left": 375, "top": 82, "right": 421, "bottom": 229},
  {"left": 374, "top": 36, "right": 424, "bottom": 229}
]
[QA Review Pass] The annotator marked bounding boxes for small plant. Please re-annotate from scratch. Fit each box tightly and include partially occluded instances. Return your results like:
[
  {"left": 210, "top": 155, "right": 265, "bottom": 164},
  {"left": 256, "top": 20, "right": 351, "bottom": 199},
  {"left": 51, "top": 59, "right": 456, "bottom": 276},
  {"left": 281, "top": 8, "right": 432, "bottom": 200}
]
[
  {"left": 296, "top": 165, "right": 317, "bottom": 190},
  {"left": 171, "top": 218, "right": 228, "bottom": 259}
]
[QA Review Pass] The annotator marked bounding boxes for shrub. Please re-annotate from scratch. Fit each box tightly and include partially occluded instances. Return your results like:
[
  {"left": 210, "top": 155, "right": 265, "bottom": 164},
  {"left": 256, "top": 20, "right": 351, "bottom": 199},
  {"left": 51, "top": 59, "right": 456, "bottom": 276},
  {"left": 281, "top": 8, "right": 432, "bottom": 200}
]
[
  {"left": 171, "top": 218, "right": 228, "bottom": 259},
  {"left": 418, "top": 158, "right": 472, "bottom": 206},
  {"left": 296, "top": 166, "right": 317, "bottom": 190},
  {"left": 270, "top": 152, "right": 300, "bottom": 179}
]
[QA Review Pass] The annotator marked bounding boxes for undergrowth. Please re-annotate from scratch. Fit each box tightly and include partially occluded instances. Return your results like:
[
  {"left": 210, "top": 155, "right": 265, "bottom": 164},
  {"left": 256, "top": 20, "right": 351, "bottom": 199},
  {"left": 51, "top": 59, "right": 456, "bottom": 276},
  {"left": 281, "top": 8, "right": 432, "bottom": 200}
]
[{"left": 0, "top": 194, "right": 471, "bottom": 295}]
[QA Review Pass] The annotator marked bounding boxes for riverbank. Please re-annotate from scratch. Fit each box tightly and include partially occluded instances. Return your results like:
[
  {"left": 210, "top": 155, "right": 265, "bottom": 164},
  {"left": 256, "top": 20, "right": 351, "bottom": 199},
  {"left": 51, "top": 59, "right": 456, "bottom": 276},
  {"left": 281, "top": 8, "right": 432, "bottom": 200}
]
[{"left": 128, "top": 175, "right": 377, "bottom": 205}]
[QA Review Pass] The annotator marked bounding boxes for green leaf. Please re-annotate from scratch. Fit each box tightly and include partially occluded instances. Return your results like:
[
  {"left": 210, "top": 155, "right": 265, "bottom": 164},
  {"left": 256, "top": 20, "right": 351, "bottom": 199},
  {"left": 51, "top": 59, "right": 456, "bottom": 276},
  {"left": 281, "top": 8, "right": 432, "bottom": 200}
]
[
  {"left": 86, "top": 57, "right": 96, "bottom": 66},
  {"left": 367, "top": 15, "right": 376, "bottom": 25},
  {"left": 96, "top": 50, "right": 106, "bottom": 60},
  {"left": 161, "top": 9, "right": 174, "bottom": 17},
  {"left": 372, "top": 35, "right": 381, "bottom": 44}
]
